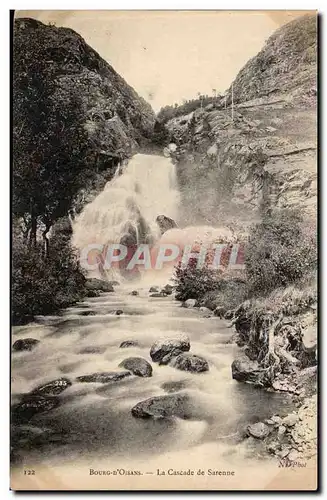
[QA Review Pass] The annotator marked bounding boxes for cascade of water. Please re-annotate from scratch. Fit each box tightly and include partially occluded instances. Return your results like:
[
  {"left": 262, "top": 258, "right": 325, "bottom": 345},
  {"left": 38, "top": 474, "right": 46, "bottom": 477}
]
[{"left": 72, "top": 154, "right": 180, "bottom": 278}]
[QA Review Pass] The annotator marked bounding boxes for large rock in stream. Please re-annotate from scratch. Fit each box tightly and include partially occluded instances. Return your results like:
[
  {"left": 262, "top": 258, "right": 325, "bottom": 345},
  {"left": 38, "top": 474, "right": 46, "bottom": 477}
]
[
  {"left": 156, "top": 215, "right": 177, "bottom": 235},
  {"left": 131, "top": 394, "right": 190, "bottom": 419},
  {"left": 76, "top": 371, "right": 131, "bottom": 383},
  {"left": 119, "top": 357, "right": 152, "bottom": 377},
  {"left": 231, "top": 356, "right": 265, "bottom": 386},
  {"left": 31, "top": 378, "right": 72, "bottom": 396},
  {"left": 11, "top": 396, "right": 60, "bottom": 424},
  {"left": 12, "top": 338, "right": 40, "bottom": 352},
  {"left": 150, "top": 334, "right": 190, "bottom": 364},
  {"left": 169, "top": 353, "right": 209, "bottom": 373}
]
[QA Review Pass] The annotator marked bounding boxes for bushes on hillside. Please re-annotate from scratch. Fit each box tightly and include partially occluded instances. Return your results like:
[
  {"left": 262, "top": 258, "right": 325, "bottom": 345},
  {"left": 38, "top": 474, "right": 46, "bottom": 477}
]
[
  {"left": 12, "top": 225, "right": 86, "bottom": 324},
  {"left": 245, "top": 209, "right": 317, "bottom": 296}
]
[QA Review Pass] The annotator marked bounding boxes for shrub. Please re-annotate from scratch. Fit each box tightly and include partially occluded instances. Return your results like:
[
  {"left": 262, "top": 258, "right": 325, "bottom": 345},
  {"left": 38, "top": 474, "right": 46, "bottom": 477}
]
[
  {"left": 12, "top": 229, "right": 86, "bottom": 324},
  {"left": 245, "top": 209, "right": 317, "bottom": 296},
  {"left": 173, "top": 258, "right": 221, "bottom": 302}
]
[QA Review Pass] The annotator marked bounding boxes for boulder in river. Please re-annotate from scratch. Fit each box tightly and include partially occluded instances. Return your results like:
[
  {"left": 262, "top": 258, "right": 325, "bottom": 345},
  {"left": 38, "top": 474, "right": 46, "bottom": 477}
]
[
  {"left": 231, "top": 356, "right": 265, "bottom": 385},
  {"left": 247, "top": 422, "right": 271, "bottom": 439},
  {"left": 150, "top": 292, "right": 167, "bottom": 297},
  {"left": 12, "top": 338, "right": 40, "bottom": 352},
  {"left": 85, "top": 278, "right": 114, "bottom": 292},
  {"left": 150, "top": 334, "right": 190, "bottom": 363},
  {"left": 183, "top": 299, "right": 197, "bottom": 308},
  {"left": 86, "top": 290, "right": 101, "bottom": 298},
  {"left": 76, "top": 371, "right": 132, "bottom": 383},
  {"left": 161, "top": 380, "right": 189, "bottom": 393},
  {"left": 11, "top": 396, "right": 60, "bottom": 424},
  {"left": 119, "top": 357, "right": 153, "bottom": 377},
  {"left": 31, "top": 378, "right": 72, "bottom": 397},
  {"left": 149, "top": 286, "right": 159, "bottom": 293},
  {"left": 130, "top": 290, "right": 139, "bottom": 296},
  {"left": 169, "top": 353, "right": 209, "bottom": 373},
  {"left": 156, "top": 215, "right": 177, "bottom": 235},
  {"left": 115, "top": 310, "right": 124, "bottom": 315},
  {"left": 131, "top": 394, "right": 190, "bottom": 419},
  {"left": 161, "top": 284, "right": 174, "bottom": 295},
  {"left": 120, "top": 340, "right": 139, "bottom": 348}
]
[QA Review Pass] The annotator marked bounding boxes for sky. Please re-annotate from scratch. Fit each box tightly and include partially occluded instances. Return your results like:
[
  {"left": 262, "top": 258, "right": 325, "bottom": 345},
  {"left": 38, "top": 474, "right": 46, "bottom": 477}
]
[{"left": 15, "top": 10, "right": 312, "bottom": 112}]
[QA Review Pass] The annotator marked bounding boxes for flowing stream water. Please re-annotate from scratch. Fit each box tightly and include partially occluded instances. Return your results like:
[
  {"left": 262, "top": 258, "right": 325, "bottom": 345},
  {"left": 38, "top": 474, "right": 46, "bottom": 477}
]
[{"left": 11, "top": 154, "right": 294, "bottom": 484}]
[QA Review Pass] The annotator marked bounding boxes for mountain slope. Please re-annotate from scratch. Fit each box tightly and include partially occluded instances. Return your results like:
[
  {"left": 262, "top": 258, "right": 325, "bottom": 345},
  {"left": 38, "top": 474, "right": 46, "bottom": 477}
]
[{"left": 166, "top": 14, "right": 317, "bottom": 230}]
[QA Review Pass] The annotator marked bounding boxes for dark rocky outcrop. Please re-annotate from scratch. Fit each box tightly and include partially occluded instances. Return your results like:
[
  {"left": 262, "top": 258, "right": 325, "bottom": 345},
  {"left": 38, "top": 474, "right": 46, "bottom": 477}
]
[
  {"left": 76, "top": 371, "right": 131, "bottom": 383},
  {"left": 119, "top": 340, "right": 139, "bottom": 348},
  {"left": 118, "top": 357, "right": 152, "bottom": 377},
  {"left": 156, "top": 215, "right": 178, "bottom": 235},
  {"left": 150, "top": 335, "right": 190, "bottom": 363},
  {"left": 30, "top": 378, "right": 72, "bottom": 396},
  {"left": 169, "top": 353, "right": 209, "bottom": 373},
  {"left": 11, "top": 396, "right": 60, "bottom": 424},
  {"left": 149, "top": 286, "right": 159, "bottom": 293},
  {"left": 131, "top": 394, "right": 190, "bottom": 419},
  {"left": 12, "top": 338, "right": 40, "bottom": 352}
]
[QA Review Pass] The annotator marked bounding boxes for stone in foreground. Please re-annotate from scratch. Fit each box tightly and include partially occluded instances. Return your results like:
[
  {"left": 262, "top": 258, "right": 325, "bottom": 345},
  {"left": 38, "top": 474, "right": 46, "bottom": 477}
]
[
  {"left": 12, "top": 338, "right": 40, "bottom": 352},
  {"left": 12, "top": 396, "right": 60, "bottom": 424},
  {"left": 150, "top": 334, "right": 190, "bottom": 363},
  {"left": 119, "top": 357, "right": 153, "bottom": 377},
  {"left": 31, "top": 378, "right": 72, "bottom": 396},
  {"left": 76, "top": 371, "right": 131, "bottom": 383},
  {"left": 247, "top": 422, "right": 271, "bottom": 439},
  {"left": 131, "top": 394, "right": 190, "bottom": 419},
  {"left": 169, "top": 353, "right": 209, "bottom": 373},
  {"left": 231, "top": 356, "right": 265, "bottom": 385},
  {"left": 120, "top": 340, "right": 139, "bottom": 348}
]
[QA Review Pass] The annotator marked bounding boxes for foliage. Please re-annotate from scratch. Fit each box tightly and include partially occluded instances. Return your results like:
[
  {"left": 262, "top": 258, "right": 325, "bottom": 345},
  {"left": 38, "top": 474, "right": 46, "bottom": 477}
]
[
  {"left": 157, "top": 94, "right": 223, "bottom": 124},
  {"left": 12, "top": 223, "right": 86, "bottom": 324},
  {"left": 173, "top": 258, "right": 221, "bottom": 302},
  {"left": 245, "top": 209, "right": 317, "bottom": 296}
]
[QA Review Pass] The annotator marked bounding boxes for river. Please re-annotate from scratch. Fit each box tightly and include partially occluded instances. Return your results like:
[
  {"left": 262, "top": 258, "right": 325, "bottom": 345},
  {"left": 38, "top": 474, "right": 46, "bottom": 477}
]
[{"left": 11, "top": 154, "right": 294, "bottom": 488}]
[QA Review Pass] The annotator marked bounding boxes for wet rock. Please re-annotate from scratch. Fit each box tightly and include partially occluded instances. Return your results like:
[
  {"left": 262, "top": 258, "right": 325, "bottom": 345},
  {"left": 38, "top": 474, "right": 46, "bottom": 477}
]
[
  {"left": 159, "top": 351, "right": 181, "bottom": 365},
  {"left": 169, "top": 353, "right": 209, "bottom": 373},
  {"left": 86, "top": 290, "right": 101, "bottom": 298},
  {"left": 150, "top": 334, "right": 190, "bottom": 363},
  {"left": 156, "top": 215, "right": 177, "bottom": 235},
  {"left": 231, "top": 356, "right": 264, "bottom": 385},
  {"left": 161, "top": 284, "right": 173, "bottom": 295},
  {"left": 161, "top": 380, "right": 188, "bottom": 393},
  {"left": 85, "top": 278, "right": 114, "bottom": 292},
  {"left": 130, "top": 290, "right": 139, "bottom": 296},
  {"left": 78, "top": 346, "right": 106, "bottom": 355},
  {"left": 120, "top": 340, "right": 139, "bottom": 348},
  {"left": 149, "top": 286, "right": 159, "bottom": 293},
  {"left": 115, "top": 310, "right": 124, "bottom": 315},
  {"left": 12, "top": 396, "right": 60, "bottom": 424},
  {"left": 80, "top": 310, "right": 96, "bottom": 316},
  {"left": 76, "top": 371, "right": 131, "bottom": 383},
  {"left": 31, "top": 378, "right": 72, "bottom": 396},
  {"left": 131, "top": 394, "right": 190, "bottom": 419},
  {"left": 224, "top": 310, "right": 234, "bottom": 320},
  {"left": 283, "top": 414, "right": 299, "bottom": 427},
  {"left": 214, "top": 306, "right": 226, "bottom": 318},
  {"left": 150, "top": 292, "right": 167, "bottom": 297},
  {"left": 199, "top": 307, "right": 213, "bottom": 317},
  {"left": 247, "top": 422, "right": 271, "bottom": 439},
  {"left": 119, "top": 357, "right": 152, "bottom": 377},
  {"left": 183, "top": 299, "right": 197, "bottom": 308},
  {"left": 12, "top": 338, "right": 40, "bottom": 352}
]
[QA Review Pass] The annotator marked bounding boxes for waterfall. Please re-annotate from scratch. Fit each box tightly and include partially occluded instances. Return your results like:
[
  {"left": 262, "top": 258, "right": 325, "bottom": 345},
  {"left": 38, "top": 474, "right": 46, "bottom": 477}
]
[{"left": 72, "top": 154, "right": 180, "bottom": 278}]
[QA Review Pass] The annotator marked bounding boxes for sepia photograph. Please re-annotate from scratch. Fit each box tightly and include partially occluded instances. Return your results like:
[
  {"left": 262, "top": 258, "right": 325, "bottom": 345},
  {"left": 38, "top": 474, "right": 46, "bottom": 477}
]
[{"left": 10, "top": 9, "right": 318, "bottom": 491}]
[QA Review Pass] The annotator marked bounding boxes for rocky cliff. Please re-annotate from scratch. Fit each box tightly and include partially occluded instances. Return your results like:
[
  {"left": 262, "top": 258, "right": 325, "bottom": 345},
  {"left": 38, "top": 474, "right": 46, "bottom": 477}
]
[
  {"left": 14, "top": 18, "right": 155, "bottom": 167},
  {"left": 166, "top": 15, "right": 317, "bottom": 231}
]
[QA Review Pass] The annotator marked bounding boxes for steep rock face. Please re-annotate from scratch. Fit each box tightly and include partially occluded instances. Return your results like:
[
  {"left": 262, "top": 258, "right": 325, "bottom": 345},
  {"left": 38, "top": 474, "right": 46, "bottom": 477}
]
[
  {"left": 14, "top": 17, "right": 155, "bottom": 175},
  {"left": 166, "top": 15, "right": 317, "bottom": 229}
]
